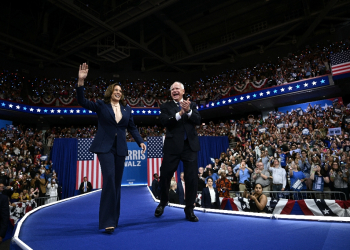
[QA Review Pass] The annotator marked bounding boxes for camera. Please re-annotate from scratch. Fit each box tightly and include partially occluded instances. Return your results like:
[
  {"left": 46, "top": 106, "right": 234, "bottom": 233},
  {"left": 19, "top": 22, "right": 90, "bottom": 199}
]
[{"left": 244, "top": 180, "right": 253, "bottom": 194}]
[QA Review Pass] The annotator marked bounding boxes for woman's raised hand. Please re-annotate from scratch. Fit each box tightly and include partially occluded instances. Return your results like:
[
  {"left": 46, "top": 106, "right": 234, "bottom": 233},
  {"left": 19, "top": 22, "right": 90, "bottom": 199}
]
[{"left": 79, "top": 63, "right": 89, "bottom": 80}]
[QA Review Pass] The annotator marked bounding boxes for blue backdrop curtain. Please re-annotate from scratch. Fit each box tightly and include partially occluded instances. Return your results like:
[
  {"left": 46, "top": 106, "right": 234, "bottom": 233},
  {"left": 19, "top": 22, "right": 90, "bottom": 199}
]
[
  {"left": 176, "top": 136, "right": 229, "bottom": 181},
  {"left": 51, "top": 138, "right": 77, "bottom": 199}
]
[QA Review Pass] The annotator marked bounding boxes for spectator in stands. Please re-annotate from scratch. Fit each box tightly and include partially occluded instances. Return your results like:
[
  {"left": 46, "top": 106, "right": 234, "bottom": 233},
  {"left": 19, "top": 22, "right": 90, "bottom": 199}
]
[
  {"left": 252, "top": 161, "right": 271, "bottom": 197},
  {"left": 261, "top": 151, "right": 270, "bottom": 170},
  {"left": 201, "top": 177, "right": 220, "bottom": 209},
  {"left": 168, "top": 182, "right": 179, "bottom": 204},
  {"left": 46, "top": 178, "right": 58, "bottom": 204},
  {"left": 289, "top": 161, "right": 307, "bottom": 199},
  {"left": 243, "top": 183, "right": 267, "bottom": 213},
  {"left": 236, "top": 160, "right": 253, "bottom": 193},
  {"left": 10, "top": 185, "right": 20, "bottom": 203},
  {"left": 170, "top": 176, "right": 177, "bottom": 189},
  {"left": 300, "top": 150, "right": 312, "bottom": 190},
  {"left": 268, "top": 159, "right": 287, "bottom": 197},
  {"left": 79, "top": 177, "right": 92, "bottom": 195},
  {"left": 202, "top": 164, "right": 212, "bottom": 178},
  {"left": 151, "top": 174, "right": 160, "bottom": 198},
  {"left": 216, "top": 171, "right": 231, "bottom": 198},
  {"left": 205, "top": 169, "right": 218, "bottom": 188},
  {"left": 177, "top": 172, "right": 185, "bottom": 205},
  {"left": 29, "top": 188, "right": 39, "bottom": 200},
  {"left": 197, "top": 167, "right": 206, "bottom": 191},
  {"left": 20, "top": 189, "right": 30, "bottom": 202},
  {"left": 310, "top": 164, "right": 330, "bottom": 199},
  {"left": 226, "top": 165, "right": 238, "bottom": 194},
  {"left": 330, "top": 162, "right": 349, "bottom": 200},
  {"left": 31, "top": 173, "right": 47, "bottom": 206}
]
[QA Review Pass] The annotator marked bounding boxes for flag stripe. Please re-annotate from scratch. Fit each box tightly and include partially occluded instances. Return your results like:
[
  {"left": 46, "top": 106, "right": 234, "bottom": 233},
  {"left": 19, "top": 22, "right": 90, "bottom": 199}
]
[
  {"left": 326, "top": 200, "right": 345, "bottom": 217},
  {"left": 76, "top": 138, "right": 103, "bottom": 190},
  {"left": 272, "top": 199, "right": 288, "bottom": 214},
  {"left": 296, "top": 200, "right": 314, "bottom": 215},
  {"left": 331, "top": 51, "right": 350, "bottom": 76}
]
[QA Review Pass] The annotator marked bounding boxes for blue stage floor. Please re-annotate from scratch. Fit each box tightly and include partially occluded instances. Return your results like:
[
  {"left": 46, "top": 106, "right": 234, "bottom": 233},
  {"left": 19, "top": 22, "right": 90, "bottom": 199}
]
[{"left": 12, "top": 186, "right": 350, "bottom": 250}]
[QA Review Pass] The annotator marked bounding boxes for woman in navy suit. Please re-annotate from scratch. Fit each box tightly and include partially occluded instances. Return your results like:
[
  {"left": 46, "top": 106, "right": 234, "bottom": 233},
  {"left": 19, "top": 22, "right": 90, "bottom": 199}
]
[
  {"left": 77, "top": 63, "right": 146, "bottom": 233},
  {"left": 201, "top": 177, "right": 220, "bottom": 209}
]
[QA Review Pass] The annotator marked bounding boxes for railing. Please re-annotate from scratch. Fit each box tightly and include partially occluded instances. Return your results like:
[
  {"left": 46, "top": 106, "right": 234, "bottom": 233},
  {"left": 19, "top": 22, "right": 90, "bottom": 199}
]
[
  {"left": 228, "top": 191, "right": 347, "bottom": 201},
  {"left": 197, "top": 191, "right": 347, "bottom": 201},
  {"left": 32, "top": 196, "right": 59, "bottom": 206}
]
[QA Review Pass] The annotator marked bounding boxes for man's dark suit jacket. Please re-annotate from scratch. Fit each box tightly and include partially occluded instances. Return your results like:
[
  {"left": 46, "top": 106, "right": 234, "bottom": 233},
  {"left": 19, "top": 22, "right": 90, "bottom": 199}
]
[
  {"left": 160, "top": 101, "right": 201, "bottom": 155},
  {"left": 201, "top": 187, "right": 220, "bottom": 209},
  {"left": 79, "top": 181, "right": 93, "bottom": 194},
  {"left": 151, "top": 179, "right": 160, "bottom": 198},
  {"left": 0, "top": 194, "right": 9, "bottom": 239},
  {"left": 168, "top": 189, "right": 180, "bottom": 204},
  {"left": 77, "top": 86, "right": 144, "bottom": 155},
  {"left": 176, "top": 182, "right": 185, "bottom": 205}
]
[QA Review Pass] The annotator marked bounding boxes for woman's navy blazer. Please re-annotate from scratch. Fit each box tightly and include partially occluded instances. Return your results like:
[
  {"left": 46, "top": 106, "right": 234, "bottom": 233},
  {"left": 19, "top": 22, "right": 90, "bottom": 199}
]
[{"left": 77, "top": 86, "right": 144, "bottom": 155}]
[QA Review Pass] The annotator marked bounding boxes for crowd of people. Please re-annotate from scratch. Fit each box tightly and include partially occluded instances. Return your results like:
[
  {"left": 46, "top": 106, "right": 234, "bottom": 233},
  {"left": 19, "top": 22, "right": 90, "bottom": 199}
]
[
  {"left": 150, "top": 98, "right": 350, "bottom": 212},
  {"left": 0, "top": 39, "right": 348, "bottom": 107},
  {"left": 0, "top": 125, "right": 60, "bottom": 211}
]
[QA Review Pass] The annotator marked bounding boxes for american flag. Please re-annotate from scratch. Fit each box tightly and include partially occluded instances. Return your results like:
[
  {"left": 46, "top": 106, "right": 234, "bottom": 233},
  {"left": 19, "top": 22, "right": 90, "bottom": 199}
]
[
  {"left": 147, "top": 136, "right": 178, "bottom": 186},
  {"left": 330, "top": 50, "right": 350, "bottom": 76},
  {"left": 147, "top": 137, "right": 163, "bottom": 186},
  {"left": 76, "top": 138, "right": 103, "bottom": 190}
]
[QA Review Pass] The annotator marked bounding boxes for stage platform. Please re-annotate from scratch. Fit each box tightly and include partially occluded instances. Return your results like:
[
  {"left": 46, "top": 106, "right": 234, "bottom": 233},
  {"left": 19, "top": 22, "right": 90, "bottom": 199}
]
[{"left": 11, "top": 186, "right": 350, "bottom": 250}]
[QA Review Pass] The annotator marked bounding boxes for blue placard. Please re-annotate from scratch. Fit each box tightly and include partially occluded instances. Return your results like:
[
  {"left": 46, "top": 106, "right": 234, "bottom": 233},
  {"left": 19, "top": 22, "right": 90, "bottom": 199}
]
[{"left": 122, "top": 142, "right": 148, "bottom": 185}]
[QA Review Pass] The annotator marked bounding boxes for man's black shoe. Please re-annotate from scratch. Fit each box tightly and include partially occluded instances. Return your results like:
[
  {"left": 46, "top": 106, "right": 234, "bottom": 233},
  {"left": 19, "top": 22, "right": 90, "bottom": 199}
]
[
  {"left": 104, "top": 227, "right": 115, "bottom": 234},
  {"left": 185, "top": 211, "right": 199, "bottom": 222},
  {"left": 154, "top": 204, "right": 165, "bottom": 217}
]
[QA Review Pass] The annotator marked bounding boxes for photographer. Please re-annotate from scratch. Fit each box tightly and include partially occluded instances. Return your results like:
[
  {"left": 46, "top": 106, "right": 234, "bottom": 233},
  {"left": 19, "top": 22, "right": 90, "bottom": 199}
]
[{"left": 243, "top": 183, "right": 268, "bottom": 213}]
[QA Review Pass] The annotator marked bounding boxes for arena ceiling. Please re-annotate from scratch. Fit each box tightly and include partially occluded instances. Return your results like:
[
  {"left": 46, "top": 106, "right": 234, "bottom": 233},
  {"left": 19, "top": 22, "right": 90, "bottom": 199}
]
[{"left": 1, "top": 0, "right": 350, "bottom": 73}]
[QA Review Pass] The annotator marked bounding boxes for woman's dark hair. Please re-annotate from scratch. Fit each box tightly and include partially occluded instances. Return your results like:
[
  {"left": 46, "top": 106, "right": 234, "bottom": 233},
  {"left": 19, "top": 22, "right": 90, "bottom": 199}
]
[
  {"left": 332, "top": 161, "right": 342, "bottom": 173},
  {"left": 103, "top": 83, "right": 127, "bottom": 106},
  {"left": 207, "top": 176, "right": 213, "bottom": 182},
  {"left": 254, "top": 183, "right": 263, "bottom": 189}
]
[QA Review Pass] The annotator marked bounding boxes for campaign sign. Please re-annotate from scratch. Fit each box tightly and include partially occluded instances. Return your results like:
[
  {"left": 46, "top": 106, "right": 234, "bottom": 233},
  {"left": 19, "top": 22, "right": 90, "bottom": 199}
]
[
  {"left": 259, "top": 128, "right": 266, "bottom": 133},
  {"left": 122, "top": 142, "right": 147, "bottom": 185},
  {"left": 328, "top": 127, "right": 341, "bottom": 136},
  {"left": 277, "top": 123, "right": 284, "bottom": 128}
]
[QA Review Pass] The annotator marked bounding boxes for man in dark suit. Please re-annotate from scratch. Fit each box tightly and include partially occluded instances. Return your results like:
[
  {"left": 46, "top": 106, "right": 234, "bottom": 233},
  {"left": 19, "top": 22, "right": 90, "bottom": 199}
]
[
  {"left": 0, "top": 193, "right": 9, "bottom": 244},
  {"left": 79, "top": 177, "right": 93, "bottom": 194},
  {"left": 151, "top": 173, "right": 160, "bottom": 199},
  {"left": 176, "top": 172, "right": 185, "bottom": 205},
  {"left": 154, "top": 81, "right": 201, "bottom": 222}
]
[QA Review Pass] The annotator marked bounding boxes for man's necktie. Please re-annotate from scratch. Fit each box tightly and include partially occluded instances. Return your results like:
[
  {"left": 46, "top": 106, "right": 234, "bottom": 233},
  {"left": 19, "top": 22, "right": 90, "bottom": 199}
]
[{"left": 84, "top": 182, "right": 87, "bottom": 192}]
